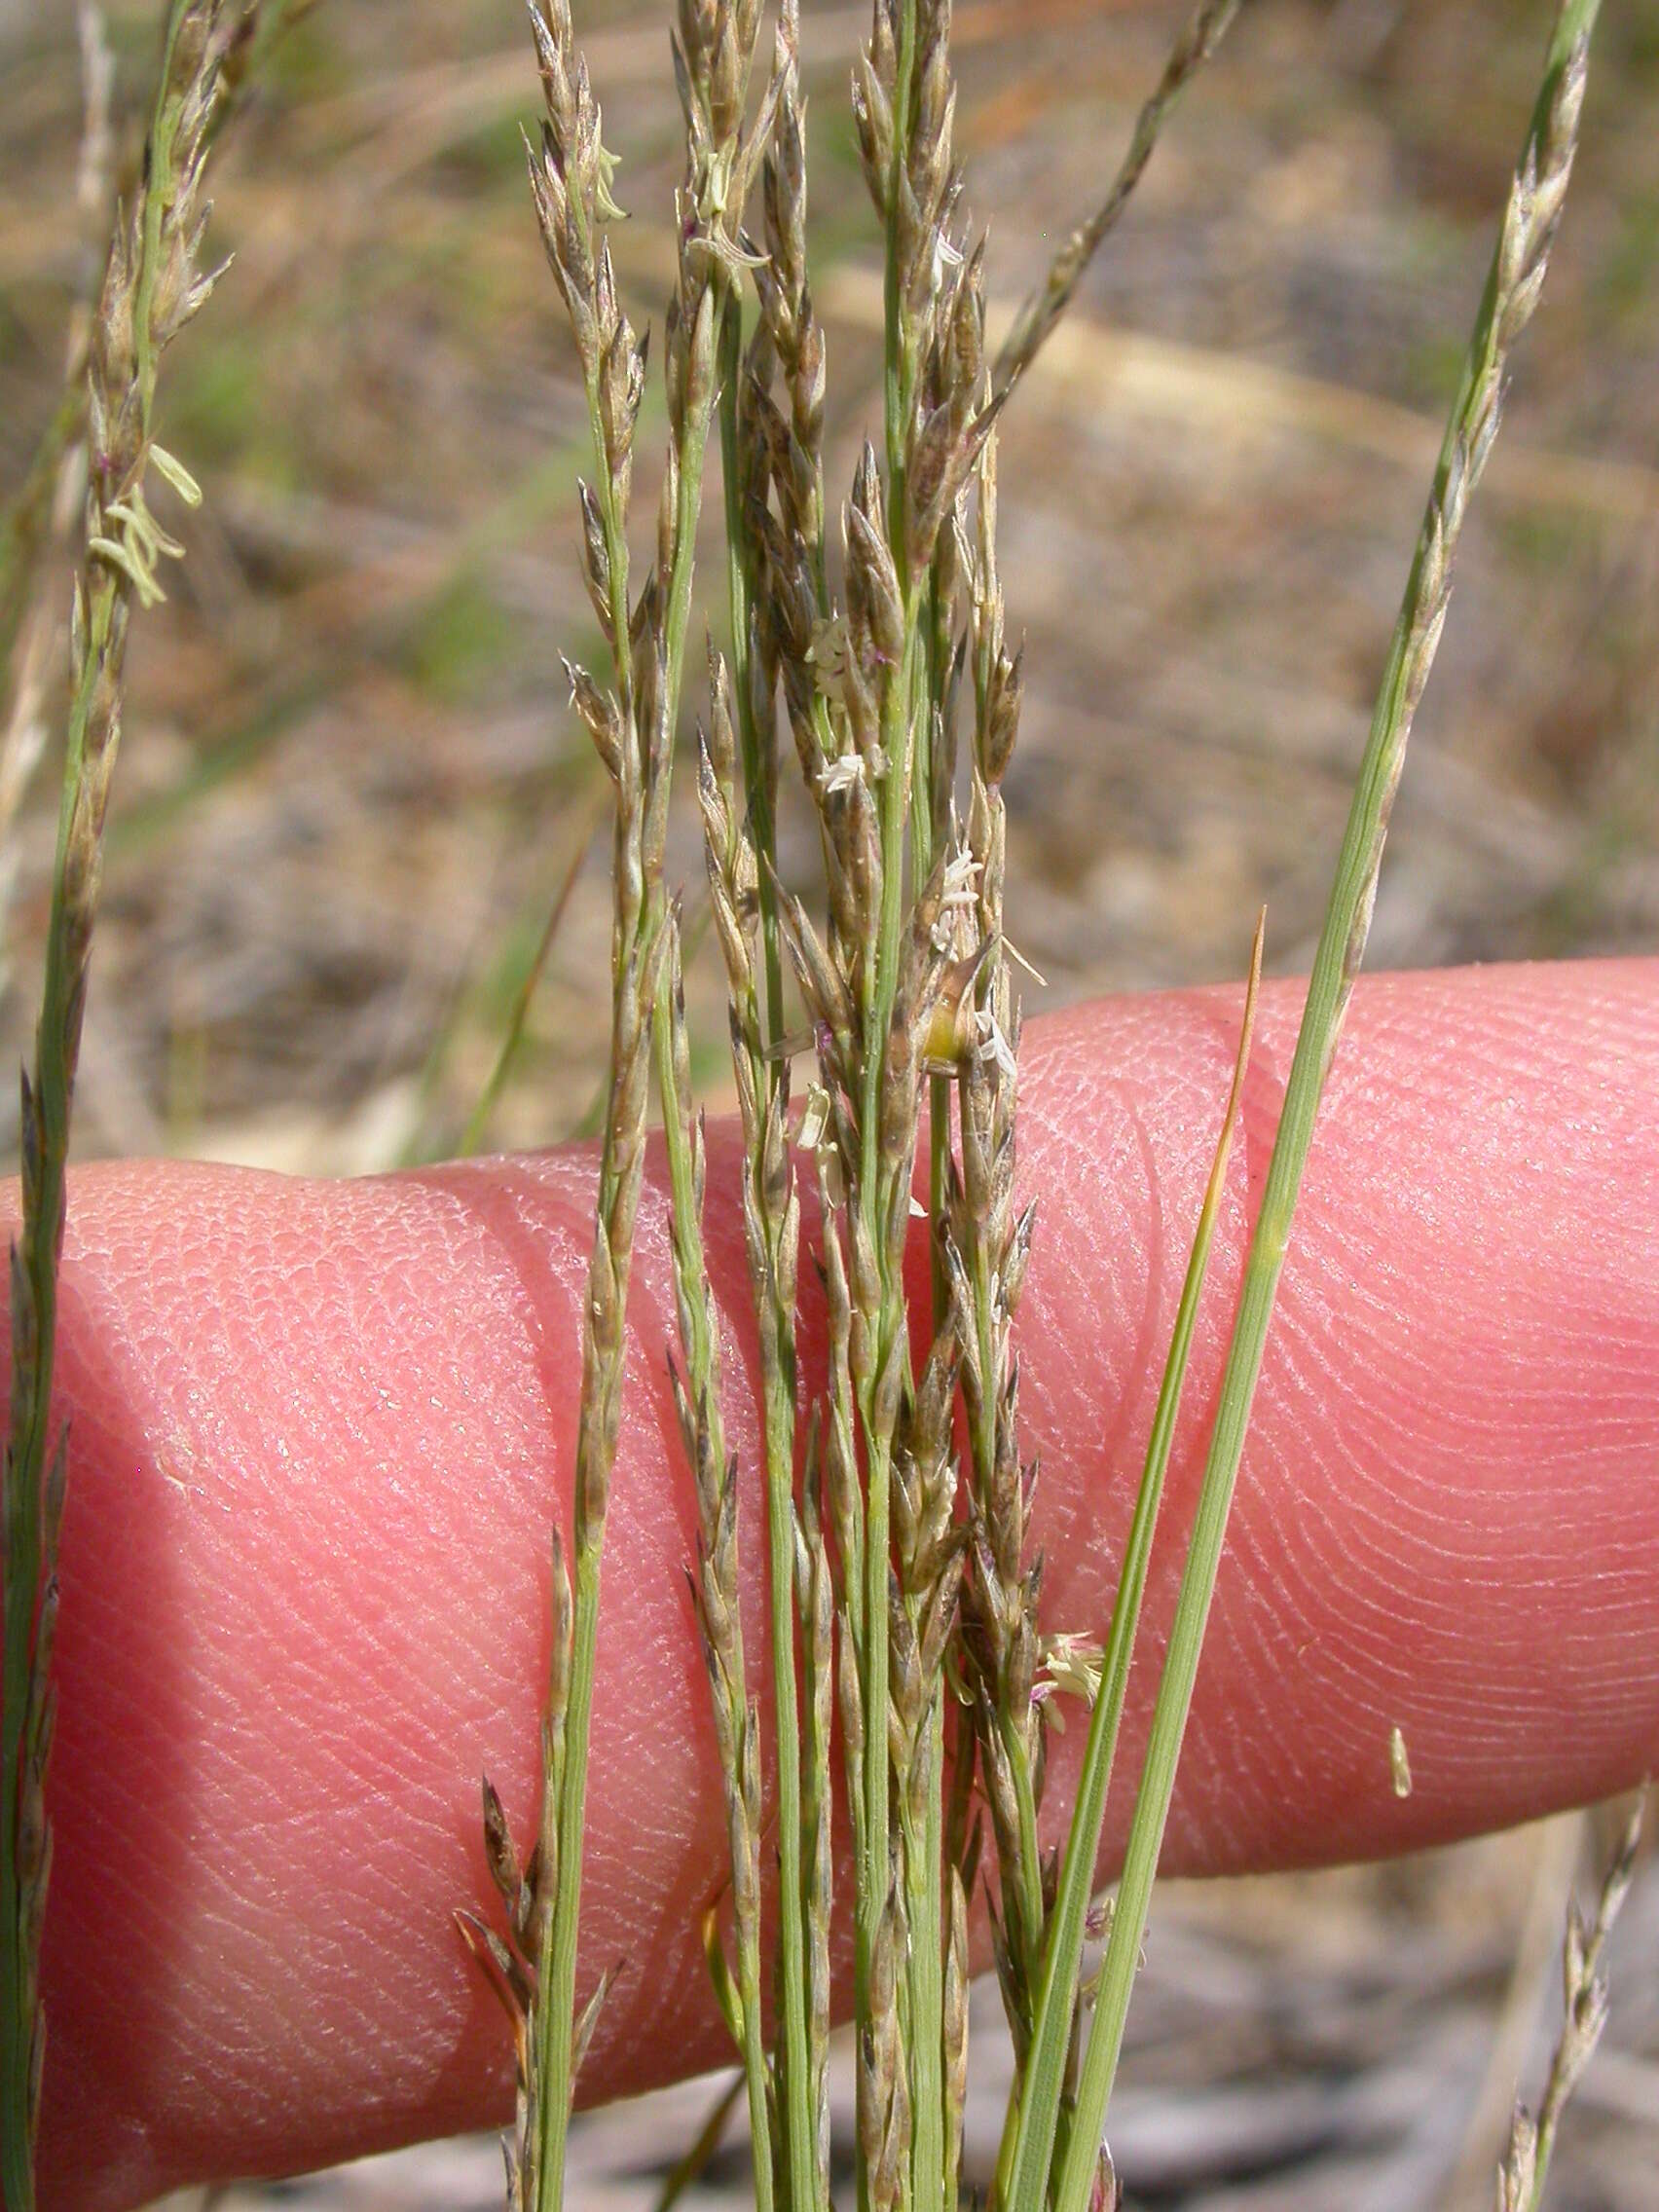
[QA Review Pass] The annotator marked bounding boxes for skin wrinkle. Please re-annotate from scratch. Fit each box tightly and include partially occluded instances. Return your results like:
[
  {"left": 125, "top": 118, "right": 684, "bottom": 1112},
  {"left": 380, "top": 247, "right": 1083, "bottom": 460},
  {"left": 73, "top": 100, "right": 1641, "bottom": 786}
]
[
  {"left": 281, "top": 1166, "right": 593, "bottom": 2147},
  {"left": 1051, "top": 1009, "right": 1294, "bottom": 1855},
  {"left": 2, "top": 959, "right": 1655, "bottom": 2208},
  {"left": 1026, "top": 969, "right": 1659, "bottom": 1866},
  {"left": 1069, "top": 1075, "right": 1167, "bottom": 1552}
]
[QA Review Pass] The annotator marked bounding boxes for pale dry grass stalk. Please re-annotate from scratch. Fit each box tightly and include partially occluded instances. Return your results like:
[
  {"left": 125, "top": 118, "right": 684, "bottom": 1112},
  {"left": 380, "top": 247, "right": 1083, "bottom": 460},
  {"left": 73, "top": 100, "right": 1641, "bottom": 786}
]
[
  {"left": 1496, "top": 1798, "right": 1645, "bottom": 2212},
  {"left": 0, "top": 4, "right": 240, "bottom": 2200}
]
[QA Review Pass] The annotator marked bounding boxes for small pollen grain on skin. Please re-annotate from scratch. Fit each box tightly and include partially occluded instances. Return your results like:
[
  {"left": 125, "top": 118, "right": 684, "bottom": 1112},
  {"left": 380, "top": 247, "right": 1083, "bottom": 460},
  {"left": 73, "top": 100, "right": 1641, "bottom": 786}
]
[
  {"left": 1389, "top": 1723, "right": 1413, "bottom": 1798},
  {"left": 155, "top": 1443, "right": 207, "bottom": 1500}
]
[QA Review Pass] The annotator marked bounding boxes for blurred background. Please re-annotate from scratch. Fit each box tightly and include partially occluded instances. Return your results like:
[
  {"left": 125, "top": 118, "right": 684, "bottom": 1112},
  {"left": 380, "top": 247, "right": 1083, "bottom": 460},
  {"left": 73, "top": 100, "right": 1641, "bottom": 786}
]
[{"left": 2, "top": 0, "right": 1657, "bottom": 2203}]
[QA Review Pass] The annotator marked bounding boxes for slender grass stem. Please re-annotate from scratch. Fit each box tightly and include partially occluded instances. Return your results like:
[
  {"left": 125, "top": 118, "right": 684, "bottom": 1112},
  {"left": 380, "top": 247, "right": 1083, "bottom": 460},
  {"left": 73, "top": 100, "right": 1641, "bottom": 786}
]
[
  {"left": 652, "top": 936, "right": 776, "bottom": 2212},
  {"left": 854, "top": 641, "right": 911, "bottom": 2009},
  {"left": 851, "top": 590, "right": 926, "bottom": 2211},
  {"left": 1000, "top": 915, "right": 1263, "bottom": 2212},
  {"left": 1052, "top": 14, "right": 1600, "bottom": 2204},
  {"left": 900, "top": 1709, "right": 946, "bottom": 2210},
  {"left": 2, "top": 9, "right": 232, "bottom": 2199},
  {"left": 461, "top": 788, "right": 605, "bottom": 1157},
  {"left": 717, "top": 297, "right": 786, "bottom": 1059},
  {"left": 698, "top": 808, "right": 818, "bottom": 2201},
  {"left": 651, "top": 2073, "right": 747, "bottom": 2212},
  {"left": 537, "top": 1540, "right": 604, "bottom": 2210},
  {"left": 544, "top": 273, "right": 725, "bottom": 2212},
  {"left": 757, "top": 1349, "right": 817, "bottom": 2206},
  {"left": 712, "top": 214, "right": 819, "bottom": 2212}
]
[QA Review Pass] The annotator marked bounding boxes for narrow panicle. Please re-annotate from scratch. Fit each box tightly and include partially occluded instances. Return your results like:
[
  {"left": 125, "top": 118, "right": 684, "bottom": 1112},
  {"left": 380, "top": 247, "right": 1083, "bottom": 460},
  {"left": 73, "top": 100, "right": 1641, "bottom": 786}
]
[
  {"left": 476, "top": 4, "right": 822, "bottom": 2208},
  {"left": 2, "top": 7, "right": 239, "bottom": 2200},
  {"left": 945, "top": 422, "right": 1049, "bottom": 2071}
]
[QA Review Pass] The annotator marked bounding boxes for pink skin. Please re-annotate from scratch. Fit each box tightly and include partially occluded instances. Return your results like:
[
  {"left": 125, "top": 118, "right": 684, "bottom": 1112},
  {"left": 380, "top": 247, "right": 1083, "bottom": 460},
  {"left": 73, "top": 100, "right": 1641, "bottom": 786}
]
[{"left": 13, "top": 958, "right": 1659, "bottom": 2208}]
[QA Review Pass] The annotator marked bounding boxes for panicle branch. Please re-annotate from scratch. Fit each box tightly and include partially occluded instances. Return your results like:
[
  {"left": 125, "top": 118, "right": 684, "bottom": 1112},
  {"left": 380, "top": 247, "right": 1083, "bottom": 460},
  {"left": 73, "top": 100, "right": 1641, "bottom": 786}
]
[{"left": 989, "top": 0, "right": 1240, "bottom": 416}]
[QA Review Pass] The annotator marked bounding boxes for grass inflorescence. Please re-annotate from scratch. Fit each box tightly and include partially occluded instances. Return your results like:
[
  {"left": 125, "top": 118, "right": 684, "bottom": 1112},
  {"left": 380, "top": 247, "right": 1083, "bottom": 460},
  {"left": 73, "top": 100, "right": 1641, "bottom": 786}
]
[
  {"left": 458, "top": 2, "right": 1611, "bottom": 2210},
  {"left": 0, "top": 3, "right": 256, "bottom": 2200},
  {"left": 0, "top": 0, "right": 1620, "bottom": 2206}
]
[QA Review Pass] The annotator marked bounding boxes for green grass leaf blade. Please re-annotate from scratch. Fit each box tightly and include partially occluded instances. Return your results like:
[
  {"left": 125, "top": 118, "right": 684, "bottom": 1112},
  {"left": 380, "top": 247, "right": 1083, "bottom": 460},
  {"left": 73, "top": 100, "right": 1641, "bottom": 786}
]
[{"left": 999, "top": 913, "right": 1263, "bottom": 2212}]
